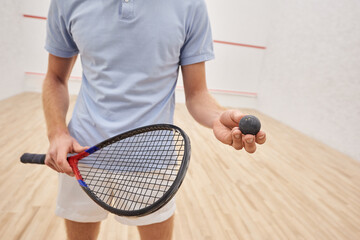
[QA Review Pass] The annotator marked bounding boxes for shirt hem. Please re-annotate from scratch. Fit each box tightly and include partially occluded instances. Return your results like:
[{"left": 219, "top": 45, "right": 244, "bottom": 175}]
[
  {"left": 45, "top": 45, "right": 79, "bottom": 58},
  {"left": 180, "top": 53, "right": 215, "bottom": 66}
]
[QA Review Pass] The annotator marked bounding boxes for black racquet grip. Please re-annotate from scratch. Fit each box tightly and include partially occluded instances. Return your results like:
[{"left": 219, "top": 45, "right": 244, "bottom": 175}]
[{"left": 20, "top": 153, "right": 46, "bottom": 165}]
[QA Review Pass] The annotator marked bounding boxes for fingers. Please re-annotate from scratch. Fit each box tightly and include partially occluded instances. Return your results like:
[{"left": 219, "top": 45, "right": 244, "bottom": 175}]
[
  {"left": 233, "top": 127, "right": 266, "bottom": 153},
  {"left": 231, "top": 127, "right": 243, "bottom": 150},
  {"left": 240, "top": 130, "right": 266, "bottom": 153},
  {"left": 45, "top": 154, "right": 61, "bottom": 172},
  {"left": 45, "top": 149, "right": 74, "bottom": 177},
  {"left": 44, "top": 135, "right": 86, "bottom": 177},
  {"left": 56, "top": 147, "right": 74, "bottom": 176},
  {"left": 230, "top": 127, "right": 262, "bottom": 153},
  {"left": 255, "top": 131, "right": 266, "bottom": 145},
  {"left": 242, "top": 134, "right": 257, "bottom": 153}
]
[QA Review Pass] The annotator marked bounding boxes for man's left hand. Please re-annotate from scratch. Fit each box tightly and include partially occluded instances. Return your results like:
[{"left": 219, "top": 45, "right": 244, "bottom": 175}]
[{"left": 212, "top": 110, "right": 266, "bottom": 153}]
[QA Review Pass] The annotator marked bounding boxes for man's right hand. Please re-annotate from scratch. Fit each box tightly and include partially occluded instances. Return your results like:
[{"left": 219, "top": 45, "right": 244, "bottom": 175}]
[{"left": 45, "top": 132, "right": 88, "bottom": 177}]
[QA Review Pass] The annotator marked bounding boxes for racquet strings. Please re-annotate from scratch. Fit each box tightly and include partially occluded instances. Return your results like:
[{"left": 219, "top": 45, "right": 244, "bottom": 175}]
[{"left": 78, "top": 129, "right": 185, "bottom": 211}]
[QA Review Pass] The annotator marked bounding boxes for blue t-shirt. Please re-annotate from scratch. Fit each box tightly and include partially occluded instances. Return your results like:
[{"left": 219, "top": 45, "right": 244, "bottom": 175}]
[{"left": 45, "top": 0, "right": 214, "bottom": 146}]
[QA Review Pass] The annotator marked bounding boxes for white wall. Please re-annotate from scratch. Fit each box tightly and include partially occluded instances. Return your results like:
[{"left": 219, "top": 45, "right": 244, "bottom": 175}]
[
  {"left": 20, "top": 0, "right": 83, "bottom": 95},
  {"left": 204, "top": 0, "right": 270, "bottom": 109},
  {"left": 0, "top": 0, "right": 24, "bottom": 100},
  {"left": 258, "top": 0, "right": 360, "bottom": 160}
]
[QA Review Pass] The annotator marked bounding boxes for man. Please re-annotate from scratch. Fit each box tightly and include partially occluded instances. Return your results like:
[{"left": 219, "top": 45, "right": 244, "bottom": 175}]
[{"left": 42, "top": 0, "right": 266, "bottom": 239}]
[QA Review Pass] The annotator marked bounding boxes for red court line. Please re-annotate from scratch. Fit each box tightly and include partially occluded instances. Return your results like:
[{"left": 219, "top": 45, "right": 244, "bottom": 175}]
[
  {"left": 213, "top": 40, "right": 266, "bottom": 50},
  {"left": 25, "top": 72, "right": 257, "bottom": 97},
  {"left": 23, "top": 14, "right": 47, "bottom": 20},
  {"left": 25, "top": 72, "right": 45, "bottom": 76}
]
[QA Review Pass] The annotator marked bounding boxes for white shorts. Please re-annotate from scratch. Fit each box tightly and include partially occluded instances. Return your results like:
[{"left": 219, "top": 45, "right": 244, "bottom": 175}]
[{"left": 55, "top": 173, "right": 176, "bottom": 226}]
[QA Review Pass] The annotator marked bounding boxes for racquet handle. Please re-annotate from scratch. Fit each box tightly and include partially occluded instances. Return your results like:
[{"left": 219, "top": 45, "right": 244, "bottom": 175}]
[{"left": 20, "top": 153, "right": 46, "bottom": 165}]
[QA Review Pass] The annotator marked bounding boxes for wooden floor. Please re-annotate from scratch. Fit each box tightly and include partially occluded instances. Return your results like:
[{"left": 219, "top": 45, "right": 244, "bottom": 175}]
[{"left": 1, "top": 92, "right": 359, "bottom": 240}]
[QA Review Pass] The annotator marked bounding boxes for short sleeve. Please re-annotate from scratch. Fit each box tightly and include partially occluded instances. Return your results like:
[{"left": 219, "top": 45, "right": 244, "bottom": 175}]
[
  {"left": 180, "top": 0, "right": 215, "bottom": 66},
  {"left": 45, "top": 0, "right": 79, "bottom": 58}
]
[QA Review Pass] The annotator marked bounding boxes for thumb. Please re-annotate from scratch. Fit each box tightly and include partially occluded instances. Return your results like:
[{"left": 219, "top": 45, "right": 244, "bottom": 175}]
[
  {"left": 220, "top": 110, "right": 245, "bottom": 129},
  {"left": 72, "top": 140, "right": 88, "bottom": 153}
]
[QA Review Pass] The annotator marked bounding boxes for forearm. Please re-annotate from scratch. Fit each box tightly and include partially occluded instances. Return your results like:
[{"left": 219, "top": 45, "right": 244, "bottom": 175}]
[
  {"left": 181, "top": 62, "right": 227, "bottom": 128},
  {"left": 42, "top": 54, "right": 77, "bottom": 140},
  {"left": 42, "top": 74, "right": 88, "bottom": 175},
  {"left": 185, "top": 89, "right": 226, "bottom": 129},
  {"left": 42, "top": 75, "right": 70, "bottom": 139}
]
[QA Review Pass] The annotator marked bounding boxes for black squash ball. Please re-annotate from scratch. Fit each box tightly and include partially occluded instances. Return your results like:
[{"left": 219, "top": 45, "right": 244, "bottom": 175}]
[{"left": 239, "top": 115, "right": 261, "bottom": 135}]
